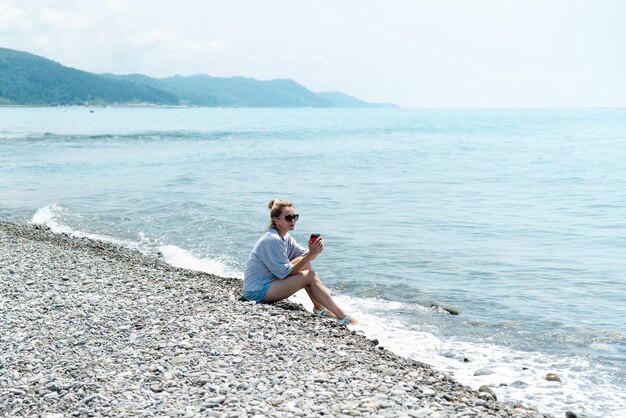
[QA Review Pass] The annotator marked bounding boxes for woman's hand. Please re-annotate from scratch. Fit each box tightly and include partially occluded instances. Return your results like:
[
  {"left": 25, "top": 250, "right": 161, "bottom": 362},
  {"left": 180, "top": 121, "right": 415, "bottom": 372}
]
[
  {"left": 308, "top": 237, "right": 324, "bottom": 259},
  {"left": 290, "top": 238, "right": 324, "bottom": 274}
]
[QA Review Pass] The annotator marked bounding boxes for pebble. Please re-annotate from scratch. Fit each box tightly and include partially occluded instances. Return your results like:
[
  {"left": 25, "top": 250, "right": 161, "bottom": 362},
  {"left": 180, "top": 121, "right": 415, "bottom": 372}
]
[
  {"left": 408, "top": 408, "right": 432, "bottom": 417},
  {"left": 420, "top": 387, "right": 436, "bottom": 397},
  {"left": 0, "top": 220, "right": 546, "bottom": 418},
  {"left": 382, "top": 367, "right": 396, "bottom": 376},
  {"left": 429, "top": 303, "right": 461, "bottom": 315},
  {"left": 46, "top": 382, "right": 61, "bottom": 392},
  {"left": 172, "top": 355, "right": 188, "bottom": 364},
  {"left": 474, "top": 367, "right": 496, "bottom": 376},
  {"left": 479, "top": 385, "right": 497, "bottom": 400},
  {"left": 545, "top": 373, "right": 562, "bottom": 382}
]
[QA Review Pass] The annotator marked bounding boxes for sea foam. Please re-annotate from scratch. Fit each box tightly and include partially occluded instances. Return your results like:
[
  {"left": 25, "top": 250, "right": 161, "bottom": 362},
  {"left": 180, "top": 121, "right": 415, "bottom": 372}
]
[
  {"left": 290, "top": 289, "right": 626, "bottom": 417},
  {"left": 158, "top": 244, "right": 242, "bottom": 279},
  {"left": 31, "top": 204, "right": 142, "bottom": 250}
]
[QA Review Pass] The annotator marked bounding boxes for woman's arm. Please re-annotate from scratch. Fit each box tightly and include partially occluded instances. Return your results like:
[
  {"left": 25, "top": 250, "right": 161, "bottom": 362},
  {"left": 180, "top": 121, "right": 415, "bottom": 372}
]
[{"left": 290, "top": 237, "right": 324, "bottom": 274}]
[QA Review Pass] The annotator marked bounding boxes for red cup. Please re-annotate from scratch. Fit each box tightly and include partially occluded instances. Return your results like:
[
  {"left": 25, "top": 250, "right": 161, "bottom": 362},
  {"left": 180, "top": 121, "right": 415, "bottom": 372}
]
[{"left": 309, "top": 233, "right": 321, "bottom": 244}]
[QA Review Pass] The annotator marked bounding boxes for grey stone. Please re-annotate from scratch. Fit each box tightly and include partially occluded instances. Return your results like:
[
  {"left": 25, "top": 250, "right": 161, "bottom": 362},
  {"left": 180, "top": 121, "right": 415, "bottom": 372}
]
[
  {"left": 478, "top": 385, "right": 497, "bottom": 400},
  {"left": 172, "top": 355, "right": 188, "bottom": 364},
  {"left": 473, "top": 367, "right": 496, "bottom": 376},
  {"left": 382, "top": 367, "right": 396, "bottom": 376},
  {"left": 420, "top": 387, "right": 435, "bottom": 397},
  {"left": 546, "top": 373, "right": 562, "bottom": 382},
  {"left": 46, "top": 382, "right": 61, "bottom": 392}
]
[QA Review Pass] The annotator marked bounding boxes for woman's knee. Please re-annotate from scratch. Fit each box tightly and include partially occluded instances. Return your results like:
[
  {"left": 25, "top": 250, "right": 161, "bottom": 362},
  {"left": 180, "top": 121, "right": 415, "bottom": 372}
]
[
  {"left": 291, "top": 257, "right": 312, "bottom": 271},
  {"left": 303, "top": 269, "right": 321, "bottom": 284}
]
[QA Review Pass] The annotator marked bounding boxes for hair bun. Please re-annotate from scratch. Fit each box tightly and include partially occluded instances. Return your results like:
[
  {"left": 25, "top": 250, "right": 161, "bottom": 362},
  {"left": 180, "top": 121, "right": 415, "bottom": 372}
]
[{"left": 267, "top": 198, "right": 281, "bottom": 209}]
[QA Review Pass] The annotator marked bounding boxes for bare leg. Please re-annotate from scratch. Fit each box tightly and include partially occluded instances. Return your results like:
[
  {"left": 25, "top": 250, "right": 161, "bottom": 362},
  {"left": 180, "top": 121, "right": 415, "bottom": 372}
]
[
  {"left": 304, "top": 286, "right": 336, "bottom": 318},
  {"left": 263, "top": 269, "right": 355, "bottom": 323},
  {"left": 289, "top": 257, "right": 329, "bottom": 314},
  {"left": 303, "top": 285, "right": 323, "bottom": 310}
]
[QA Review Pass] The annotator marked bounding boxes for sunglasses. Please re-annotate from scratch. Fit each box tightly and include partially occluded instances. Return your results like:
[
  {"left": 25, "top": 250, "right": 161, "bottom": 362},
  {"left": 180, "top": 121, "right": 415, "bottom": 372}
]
[{"left": 278, "top": 214, "right": 299, "bottom": 222}]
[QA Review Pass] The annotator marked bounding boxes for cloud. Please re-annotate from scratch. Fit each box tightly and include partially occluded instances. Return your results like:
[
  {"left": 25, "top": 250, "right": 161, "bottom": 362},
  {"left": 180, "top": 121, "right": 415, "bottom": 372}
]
[
  {"left": 0, "top": 2, "right": 326, "bottom": 80},
  {"left": 0, "top": 2, "right": 32, "bottom": 33},
  {"left": 105, "top": 0, "right": 127, "bottom": 14},
  {"left": 0, "top": 1, "right": 226, "bottom": 77},
  {"left": 36, "top": 8, "right": 98, "bottom": 31}
]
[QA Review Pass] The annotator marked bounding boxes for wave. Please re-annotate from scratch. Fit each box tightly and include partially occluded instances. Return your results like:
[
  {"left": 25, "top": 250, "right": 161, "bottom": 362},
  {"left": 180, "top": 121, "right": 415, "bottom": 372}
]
[
  {"left": 0, "top": 125, "right": 404, "bottom": 143},
  {"left": 31, "top": 204, "right": 142, "bottom": 250},
  {"left": 0, "top": 129, "right": 292, "bottom": 142},
  {"left": 28, "top": 204, "right": 626, "bottom": 417},
  {"left": 158, "top": 244, "right": 242, "bottom": 278},
  {"left": 31, "top": 204, "right": 74, "bottom": 234}
]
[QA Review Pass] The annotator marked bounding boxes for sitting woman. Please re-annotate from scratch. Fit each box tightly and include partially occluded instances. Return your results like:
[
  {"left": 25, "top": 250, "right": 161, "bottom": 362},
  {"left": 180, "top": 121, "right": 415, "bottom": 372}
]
[{"left": 243, "top": 198, "right": 357, "bottom": 325}]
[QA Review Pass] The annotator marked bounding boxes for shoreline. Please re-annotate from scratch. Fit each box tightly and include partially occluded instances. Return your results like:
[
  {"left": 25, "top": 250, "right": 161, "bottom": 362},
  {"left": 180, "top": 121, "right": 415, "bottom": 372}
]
[{"left": 0, "top": 220, "right": 543, "bottom": 417}]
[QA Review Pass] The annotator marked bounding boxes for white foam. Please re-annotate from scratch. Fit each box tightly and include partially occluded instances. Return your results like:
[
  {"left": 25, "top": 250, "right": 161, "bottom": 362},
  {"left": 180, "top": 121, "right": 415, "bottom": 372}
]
[
  {"left": 589, "top": 342, "right": 619, "bottom": 353},
  {"left": 290, "top": 291, "right": 626, "bottom": 417},
  {"left": 158, "top": 244, "right": 242, "bottom": 278},
  {"left": 31, "top": 204, "right": 141, "bottom": 249},
  {"left": 31, "top": 204, "right": 73, "bottom": 234}
]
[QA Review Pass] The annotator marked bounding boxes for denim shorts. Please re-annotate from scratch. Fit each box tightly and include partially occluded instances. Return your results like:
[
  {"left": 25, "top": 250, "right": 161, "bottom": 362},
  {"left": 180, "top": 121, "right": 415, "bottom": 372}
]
[{"left": 243, "top": 282, "right": 271, "bottom": 303}]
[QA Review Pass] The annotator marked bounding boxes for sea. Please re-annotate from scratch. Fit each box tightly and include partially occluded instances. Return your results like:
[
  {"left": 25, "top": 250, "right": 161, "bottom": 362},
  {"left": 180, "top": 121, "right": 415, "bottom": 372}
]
[{"left": 1, "top": 106, "right": 625, "bottom": 417}]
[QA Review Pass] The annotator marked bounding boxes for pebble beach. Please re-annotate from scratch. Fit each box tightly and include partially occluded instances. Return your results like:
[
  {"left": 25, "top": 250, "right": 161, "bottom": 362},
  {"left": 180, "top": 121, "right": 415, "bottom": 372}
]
[{"left": 0, "top": 220, "right": 547, "bottom": 417}]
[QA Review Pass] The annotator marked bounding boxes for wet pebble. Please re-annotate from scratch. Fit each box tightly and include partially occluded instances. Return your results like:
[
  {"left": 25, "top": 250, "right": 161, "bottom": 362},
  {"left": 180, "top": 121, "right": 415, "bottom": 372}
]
[
  {"left": 545, "top": 373, "right": 562, "bottom": 382},
  {"left": 474, "top": 367, "right": 496, "bottom": 376},
  {"left": 479, "top": 385, "right": 497, "bottom": 400}
]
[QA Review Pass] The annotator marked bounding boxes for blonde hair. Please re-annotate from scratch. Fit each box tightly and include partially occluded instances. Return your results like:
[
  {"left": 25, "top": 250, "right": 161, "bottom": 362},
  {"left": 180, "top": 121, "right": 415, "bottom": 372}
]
[{"left": 268, "top": 198, "right": 293, "bottom": 229}]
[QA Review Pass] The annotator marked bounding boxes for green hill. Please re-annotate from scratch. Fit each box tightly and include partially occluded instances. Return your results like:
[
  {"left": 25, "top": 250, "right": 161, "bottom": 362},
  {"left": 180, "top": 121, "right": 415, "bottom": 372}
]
[
  {"left": 104, "top": 74, "right": 333, "bottom": 107},
  {"left": 0, "top": 48, "right": 178, "bottom": 105},
  {"left": 1, "top": 47, "right": 397, "bottom": 108},
  {"left": 163, "top": 75, "right": 330, "bottom": 107}
]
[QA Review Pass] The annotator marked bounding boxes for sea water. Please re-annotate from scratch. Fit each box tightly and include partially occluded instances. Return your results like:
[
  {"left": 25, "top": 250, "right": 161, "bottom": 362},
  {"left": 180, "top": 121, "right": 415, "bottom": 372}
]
[{"left": 1, "top": 107, "right": 625, "bottom": 416}]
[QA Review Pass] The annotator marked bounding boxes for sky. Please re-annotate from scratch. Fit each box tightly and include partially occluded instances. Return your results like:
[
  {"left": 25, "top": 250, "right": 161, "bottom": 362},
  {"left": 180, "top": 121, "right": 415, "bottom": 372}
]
[{"left": 1, "top": 0, "right": 625, "bottom": 108}]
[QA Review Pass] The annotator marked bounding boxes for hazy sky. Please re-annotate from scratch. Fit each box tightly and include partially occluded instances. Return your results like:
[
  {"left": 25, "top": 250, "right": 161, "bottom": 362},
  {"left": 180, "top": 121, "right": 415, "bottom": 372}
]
[{"left": 1, "top": 0, "right": 624, "bottom": 108}]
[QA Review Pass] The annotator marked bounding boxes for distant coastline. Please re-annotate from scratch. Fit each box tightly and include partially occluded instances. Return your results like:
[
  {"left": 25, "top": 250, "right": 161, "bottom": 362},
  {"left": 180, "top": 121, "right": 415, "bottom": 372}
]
[{"left": 0, "top": 47, "right": 397, "bottom": 108}]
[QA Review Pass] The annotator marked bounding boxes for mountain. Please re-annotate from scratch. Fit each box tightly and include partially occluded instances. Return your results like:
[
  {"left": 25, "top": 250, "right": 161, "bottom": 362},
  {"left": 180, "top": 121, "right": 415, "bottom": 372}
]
[
  {"left": 0, "top": 48, "right": 178, "bottom": 105},
  {"left": 0, "top": 47, "right": 397, "bottom": 107},
  {"left": 104, "top": 74, "right": 331, "bottom": 107},
  {"left": 163, "top": 75, "right": 331, "bottom": 107},
  {"left": 316, "top": 91, "right": 396, "bottom": 108}
]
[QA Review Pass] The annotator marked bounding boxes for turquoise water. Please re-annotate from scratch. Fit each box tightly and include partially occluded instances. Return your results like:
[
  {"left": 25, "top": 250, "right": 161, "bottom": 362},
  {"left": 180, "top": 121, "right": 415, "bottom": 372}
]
[{"left": 2, "top": 107, "right": 626, "bottom": 416}]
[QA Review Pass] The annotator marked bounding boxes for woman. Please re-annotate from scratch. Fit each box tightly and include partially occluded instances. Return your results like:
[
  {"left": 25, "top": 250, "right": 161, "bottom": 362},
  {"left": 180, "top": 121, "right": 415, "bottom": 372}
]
[{"left": 243, "top": 198, "right": 356, "bottom": 325}]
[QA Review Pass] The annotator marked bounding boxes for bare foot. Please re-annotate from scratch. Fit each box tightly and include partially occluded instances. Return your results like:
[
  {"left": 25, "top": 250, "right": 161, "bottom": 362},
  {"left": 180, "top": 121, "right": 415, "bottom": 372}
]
[{"left": 337, "top": 315, "right": 359, "bottom": 326}]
